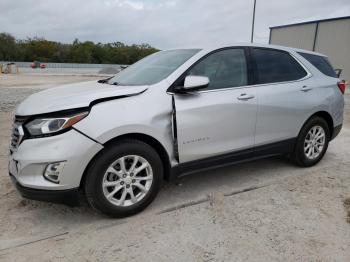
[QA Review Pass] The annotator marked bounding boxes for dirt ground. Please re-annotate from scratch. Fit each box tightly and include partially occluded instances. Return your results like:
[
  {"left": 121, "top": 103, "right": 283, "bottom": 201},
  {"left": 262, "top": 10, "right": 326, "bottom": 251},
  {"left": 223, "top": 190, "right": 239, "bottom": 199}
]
[{"left": 0, "top": 74, "right": 349, "bottom": 261}]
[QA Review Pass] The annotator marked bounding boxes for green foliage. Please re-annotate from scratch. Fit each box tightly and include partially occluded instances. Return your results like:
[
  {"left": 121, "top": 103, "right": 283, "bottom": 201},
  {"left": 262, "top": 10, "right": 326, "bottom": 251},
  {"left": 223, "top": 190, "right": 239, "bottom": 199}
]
[
  {"left": 0, "top": 33, "right": 159, "bottom": 64},
  {"left": 0, "top": 33, "right": 18, "bottom": 61}
]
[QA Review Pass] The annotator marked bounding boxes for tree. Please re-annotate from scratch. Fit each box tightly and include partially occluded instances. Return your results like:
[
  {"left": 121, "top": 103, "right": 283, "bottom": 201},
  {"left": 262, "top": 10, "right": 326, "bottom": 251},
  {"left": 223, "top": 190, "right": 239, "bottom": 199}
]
[
  {"left": 0, "top": 33, "right": 17, "bottom": 61},
  {"left": 0, "top": 32, "right": 159, "bottom": 64}
]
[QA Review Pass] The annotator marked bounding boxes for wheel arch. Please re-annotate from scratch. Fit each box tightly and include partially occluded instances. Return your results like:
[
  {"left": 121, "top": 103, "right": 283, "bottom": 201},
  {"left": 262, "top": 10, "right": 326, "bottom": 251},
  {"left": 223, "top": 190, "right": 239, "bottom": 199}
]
[
  {"left": 301, "top": 111, "right": 334, "bottom": 138},
  {"left": 79, "top": 133, "right": 172, "bottom": 189}
]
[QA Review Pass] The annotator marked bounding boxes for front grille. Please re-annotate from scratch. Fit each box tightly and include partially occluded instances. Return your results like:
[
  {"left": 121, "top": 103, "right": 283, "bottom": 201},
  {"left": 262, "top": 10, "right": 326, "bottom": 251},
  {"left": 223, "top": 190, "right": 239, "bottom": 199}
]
[{"left": 9, "top": 116, "right": 27, "bottom": 154}]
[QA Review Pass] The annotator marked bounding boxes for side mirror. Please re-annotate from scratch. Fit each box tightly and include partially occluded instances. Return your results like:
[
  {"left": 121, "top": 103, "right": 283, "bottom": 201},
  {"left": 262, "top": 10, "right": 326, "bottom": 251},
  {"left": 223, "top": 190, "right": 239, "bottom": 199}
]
[
  {"left": 182, "top": 75, "right": 209, "bottom": 92},
  {"left": 169, "top": 75, "right": 209, "bottom": 94}
]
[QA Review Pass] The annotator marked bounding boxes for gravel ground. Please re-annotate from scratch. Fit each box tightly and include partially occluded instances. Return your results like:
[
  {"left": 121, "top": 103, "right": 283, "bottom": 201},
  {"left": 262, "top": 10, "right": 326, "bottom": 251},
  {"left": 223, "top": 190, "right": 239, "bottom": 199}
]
[
  {"left": 0, "top": 74, "right": 103, "bottom": 112},
  {"left": 0, "top": 88, "right": 41, "bottom": 112},
  {"left": 0, "top": 74, "right": 349, "bottom": 261}
]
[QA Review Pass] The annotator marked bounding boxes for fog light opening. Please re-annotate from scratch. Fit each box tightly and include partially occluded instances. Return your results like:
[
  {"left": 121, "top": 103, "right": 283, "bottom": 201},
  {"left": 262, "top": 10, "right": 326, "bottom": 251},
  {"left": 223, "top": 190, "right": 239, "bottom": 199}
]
[{"left": 43, "top": 162, "right": 65, "bottom": 183}]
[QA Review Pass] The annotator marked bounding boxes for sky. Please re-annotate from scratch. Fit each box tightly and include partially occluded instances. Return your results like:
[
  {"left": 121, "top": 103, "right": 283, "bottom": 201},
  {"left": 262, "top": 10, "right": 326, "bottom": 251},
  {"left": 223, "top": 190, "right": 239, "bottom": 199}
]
[{"left": 0, "top": 0, "right": 349, "bottom": 49}]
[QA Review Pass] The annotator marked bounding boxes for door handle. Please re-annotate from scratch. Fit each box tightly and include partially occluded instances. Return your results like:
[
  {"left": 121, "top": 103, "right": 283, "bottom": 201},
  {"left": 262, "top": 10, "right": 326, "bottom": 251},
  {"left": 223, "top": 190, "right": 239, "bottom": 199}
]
[
  {"left": 300, "top": 85, "right": 313, "bottom": 92},
  {"left": 237, "top": 93, "right": 255, "bottom": 100}
]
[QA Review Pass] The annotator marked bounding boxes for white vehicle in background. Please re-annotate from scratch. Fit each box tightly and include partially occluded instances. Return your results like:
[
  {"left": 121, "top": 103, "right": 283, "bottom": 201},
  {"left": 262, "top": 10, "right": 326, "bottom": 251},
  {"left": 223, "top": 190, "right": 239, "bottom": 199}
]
[{"left": 9, "top": 43, "right": 345, "bottom": 217}]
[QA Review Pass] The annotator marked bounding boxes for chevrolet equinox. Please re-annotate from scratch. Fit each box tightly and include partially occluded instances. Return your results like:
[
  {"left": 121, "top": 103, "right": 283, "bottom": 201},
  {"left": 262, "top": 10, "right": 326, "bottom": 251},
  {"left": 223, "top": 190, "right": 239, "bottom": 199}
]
[{"left": 9, "top": 44, "right": 345, "bottom": 217}]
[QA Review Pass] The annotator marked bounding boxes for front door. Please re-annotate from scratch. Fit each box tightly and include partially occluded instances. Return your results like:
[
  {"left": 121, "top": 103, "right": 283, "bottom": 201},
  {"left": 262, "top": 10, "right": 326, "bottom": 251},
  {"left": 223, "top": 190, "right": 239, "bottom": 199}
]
[{"left": 174, "top": 48, "right": 258, "bottom": 163}]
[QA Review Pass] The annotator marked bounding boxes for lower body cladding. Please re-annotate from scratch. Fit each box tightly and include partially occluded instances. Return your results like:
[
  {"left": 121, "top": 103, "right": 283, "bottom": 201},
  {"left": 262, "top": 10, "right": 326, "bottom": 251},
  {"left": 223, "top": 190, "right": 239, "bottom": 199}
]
[{"left": 8, "top": 129, "right": 103, "bottom": 206}]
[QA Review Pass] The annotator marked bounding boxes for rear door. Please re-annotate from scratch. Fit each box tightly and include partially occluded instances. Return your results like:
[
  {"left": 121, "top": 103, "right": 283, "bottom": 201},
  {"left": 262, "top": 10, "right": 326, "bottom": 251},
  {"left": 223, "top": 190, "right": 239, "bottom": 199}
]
[
  {"left": 173, "top": 48, "right": 258, "bottom": 163},
  {"left": 251, "top": 47, "right": 314, "bottom": 146}
]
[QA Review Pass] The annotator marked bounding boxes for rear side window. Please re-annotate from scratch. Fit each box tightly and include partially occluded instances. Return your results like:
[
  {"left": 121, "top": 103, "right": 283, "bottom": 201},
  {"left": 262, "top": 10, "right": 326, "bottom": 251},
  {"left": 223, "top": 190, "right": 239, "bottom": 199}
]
[
  {"left": 252, "top": 48, "right": 307, "bottom": 84},
  {"left": 298, "top": 52, "right": 337, "bottom": 78}
]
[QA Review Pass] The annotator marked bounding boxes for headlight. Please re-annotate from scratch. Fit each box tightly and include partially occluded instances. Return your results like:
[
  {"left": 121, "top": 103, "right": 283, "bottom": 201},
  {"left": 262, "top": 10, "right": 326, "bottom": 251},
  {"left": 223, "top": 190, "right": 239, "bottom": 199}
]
[{"left": 25, "top": 111, "right": 88, "bottom": 137}]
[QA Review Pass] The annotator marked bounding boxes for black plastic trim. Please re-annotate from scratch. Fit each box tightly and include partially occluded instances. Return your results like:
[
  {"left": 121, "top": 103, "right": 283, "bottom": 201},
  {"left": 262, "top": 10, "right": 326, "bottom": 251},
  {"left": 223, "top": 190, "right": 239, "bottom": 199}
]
[
  {"left": 170, "top": 138, "right": 296, "bottom": 180},
  {"left": 331, "top": 124, "right": 342, "bottom": 140},
  {"left": 10, "top": 175, "right": 80, "bottom": 206},
  {"left": 246, "top": 46, "right": 256, "bottom": 85},
  {"left": 171, "top": 95, "right": 179, "bottom": 162}
]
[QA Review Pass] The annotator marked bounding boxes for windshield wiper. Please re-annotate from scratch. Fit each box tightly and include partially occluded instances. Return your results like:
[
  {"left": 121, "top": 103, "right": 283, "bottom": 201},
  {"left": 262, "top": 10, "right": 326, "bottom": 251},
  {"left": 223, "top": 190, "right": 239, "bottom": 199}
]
[
  {"left": 110, "top": 82, "right": 119, "bottom": 86},
  {"left": 97, "top": 77, "right": 113, "bottom": 84}
]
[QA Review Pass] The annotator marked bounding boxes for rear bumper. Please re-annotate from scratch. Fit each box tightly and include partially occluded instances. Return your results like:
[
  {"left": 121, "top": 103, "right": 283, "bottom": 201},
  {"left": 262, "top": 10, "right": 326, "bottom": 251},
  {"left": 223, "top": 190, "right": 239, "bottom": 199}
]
[
  {"left": 10, "top": 174, "right": 80, "bottom": 206},
  {"left": 331, "top": 124, "right": 342, "bottom": 140}
]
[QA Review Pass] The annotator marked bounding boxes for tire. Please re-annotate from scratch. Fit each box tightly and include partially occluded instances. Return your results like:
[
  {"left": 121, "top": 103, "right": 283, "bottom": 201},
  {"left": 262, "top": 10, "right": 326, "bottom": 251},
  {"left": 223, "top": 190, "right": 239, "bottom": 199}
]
[
  {"left": 85, "top": 139, "right": 163, "bottom": 217},
  {"left": 291, "top": 116, "right": 330, "bottom": 167}
]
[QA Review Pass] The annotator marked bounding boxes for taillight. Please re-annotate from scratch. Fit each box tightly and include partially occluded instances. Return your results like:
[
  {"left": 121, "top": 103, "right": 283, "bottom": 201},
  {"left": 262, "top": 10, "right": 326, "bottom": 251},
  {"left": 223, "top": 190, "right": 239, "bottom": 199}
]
[{"left": 337, "top": 80, "right": 347, "bottom": 94}]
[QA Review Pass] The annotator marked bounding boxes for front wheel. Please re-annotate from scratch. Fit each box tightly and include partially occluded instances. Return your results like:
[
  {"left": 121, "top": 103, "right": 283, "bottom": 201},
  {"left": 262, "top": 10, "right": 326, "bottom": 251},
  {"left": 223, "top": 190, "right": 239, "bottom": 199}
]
[
  {"left": 291, "top": 116, "right": 330, "bottom": 167},
  {"left": 84, "top": 139, "right": 163, "bottom": 217}
]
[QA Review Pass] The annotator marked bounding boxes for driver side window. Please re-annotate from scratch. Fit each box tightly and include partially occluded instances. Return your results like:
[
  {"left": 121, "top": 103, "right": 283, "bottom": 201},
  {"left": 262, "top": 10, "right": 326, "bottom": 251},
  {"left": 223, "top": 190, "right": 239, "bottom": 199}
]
[{"left": 188, "top": 48, "right": 248, "bottom": 90}]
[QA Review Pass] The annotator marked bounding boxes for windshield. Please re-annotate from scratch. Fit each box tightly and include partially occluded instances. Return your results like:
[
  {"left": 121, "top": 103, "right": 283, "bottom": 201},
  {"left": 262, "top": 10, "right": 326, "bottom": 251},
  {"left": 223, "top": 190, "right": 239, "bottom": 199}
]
[{"left": 108, "top": 49, "right": 201, "bottom": 86}]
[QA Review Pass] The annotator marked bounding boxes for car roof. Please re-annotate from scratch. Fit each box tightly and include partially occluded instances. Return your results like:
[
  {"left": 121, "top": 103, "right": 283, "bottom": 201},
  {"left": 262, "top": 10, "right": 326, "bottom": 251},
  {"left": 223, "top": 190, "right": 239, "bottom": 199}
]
[{"left": 166, "top": 43, "right": 327, "bottom": 57}]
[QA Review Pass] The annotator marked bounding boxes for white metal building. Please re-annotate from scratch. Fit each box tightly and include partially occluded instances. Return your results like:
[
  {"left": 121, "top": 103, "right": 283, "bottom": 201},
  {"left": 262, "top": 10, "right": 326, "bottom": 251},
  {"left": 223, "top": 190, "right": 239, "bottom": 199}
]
[{"left": 269, "top": 16, "right": 350, "bottom": 80}]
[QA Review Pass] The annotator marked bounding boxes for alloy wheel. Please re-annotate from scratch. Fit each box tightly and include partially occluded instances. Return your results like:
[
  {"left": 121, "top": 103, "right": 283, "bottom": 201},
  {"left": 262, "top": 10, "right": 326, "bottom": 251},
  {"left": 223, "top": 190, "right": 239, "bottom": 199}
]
[
  {"left": 304, "top": 125, "right": 326, "bottom": 160},
  {"left": 102, "top": 155, "right": 153, "bottom": 207}
]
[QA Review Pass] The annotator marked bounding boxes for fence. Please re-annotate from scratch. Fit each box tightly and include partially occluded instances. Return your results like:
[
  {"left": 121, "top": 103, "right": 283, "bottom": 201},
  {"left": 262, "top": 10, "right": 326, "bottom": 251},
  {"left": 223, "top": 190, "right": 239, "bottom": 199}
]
[{"left": 0, "top": 61, "right": 126, "bottom": 75}]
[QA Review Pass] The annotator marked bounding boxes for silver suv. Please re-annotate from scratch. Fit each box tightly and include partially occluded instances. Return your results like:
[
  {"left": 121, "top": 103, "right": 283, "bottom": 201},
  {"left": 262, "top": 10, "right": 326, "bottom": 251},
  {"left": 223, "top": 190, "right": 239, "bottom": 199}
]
[{"left": 8, "top": 44, "right": 345, "bottom": 217}]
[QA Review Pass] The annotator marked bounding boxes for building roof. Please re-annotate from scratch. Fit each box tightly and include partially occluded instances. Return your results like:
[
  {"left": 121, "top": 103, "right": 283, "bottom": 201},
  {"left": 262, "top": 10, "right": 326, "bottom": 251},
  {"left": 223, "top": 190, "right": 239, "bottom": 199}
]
[{"left": 270, "top": 15, "right": 350, "bottom": 30}]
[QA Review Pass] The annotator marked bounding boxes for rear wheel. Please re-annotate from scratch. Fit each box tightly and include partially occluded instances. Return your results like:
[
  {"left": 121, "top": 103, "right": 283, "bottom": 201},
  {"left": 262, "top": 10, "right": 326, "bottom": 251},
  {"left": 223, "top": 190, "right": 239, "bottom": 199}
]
[
  {"left": 85, "top": 139, "right": 163, "bottom": 217},
  {"left": 291, "top": 116, "right": 330, "bottom": 167}
]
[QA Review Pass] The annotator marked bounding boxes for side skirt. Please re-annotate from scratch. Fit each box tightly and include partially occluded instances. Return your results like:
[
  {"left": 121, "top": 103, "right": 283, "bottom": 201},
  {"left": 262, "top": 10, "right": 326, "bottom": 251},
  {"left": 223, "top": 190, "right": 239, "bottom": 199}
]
[{"left": 169, "top": 138, "right": 296, "bottom": 180}]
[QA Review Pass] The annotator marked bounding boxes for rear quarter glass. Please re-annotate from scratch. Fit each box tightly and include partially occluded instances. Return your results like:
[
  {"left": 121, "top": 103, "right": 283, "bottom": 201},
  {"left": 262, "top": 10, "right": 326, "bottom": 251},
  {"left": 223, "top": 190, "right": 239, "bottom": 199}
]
[{"left": 298, "top": 52, "right": 337, "bottom": 78}]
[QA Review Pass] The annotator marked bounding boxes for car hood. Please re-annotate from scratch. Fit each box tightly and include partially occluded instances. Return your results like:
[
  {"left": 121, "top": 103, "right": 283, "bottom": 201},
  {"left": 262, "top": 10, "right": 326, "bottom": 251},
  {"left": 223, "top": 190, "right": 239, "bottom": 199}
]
[{"left": 16, "top": 81, "right": 148, "bottom": 116}]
